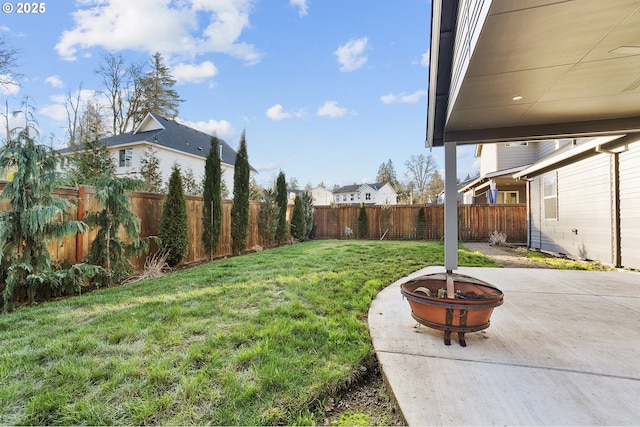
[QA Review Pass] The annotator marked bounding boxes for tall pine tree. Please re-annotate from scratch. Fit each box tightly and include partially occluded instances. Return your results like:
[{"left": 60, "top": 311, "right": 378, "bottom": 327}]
[
  {"left": 275, "top": 171, "right": 288, "bottom": 245},
  {"left": 137, "top": 52, "right": 183, "bottom": 123},
  {"left": 159, "top": 164, "right": 189, "bottom": 266},
  {"left": 231, "top": 131, "right": 250, "bottom": 255},
  {"left": 202, "top": 136, "right": 223, "bottom": 260}
]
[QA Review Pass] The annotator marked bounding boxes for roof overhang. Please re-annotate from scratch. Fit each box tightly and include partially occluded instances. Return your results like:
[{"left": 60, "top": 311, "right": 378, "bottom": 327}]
[
  {"left": 513, "top": 134, "right": 639, "bottom": 179},
  {"left": 427, "top": 0, "right": 640, "bottom": 146}
]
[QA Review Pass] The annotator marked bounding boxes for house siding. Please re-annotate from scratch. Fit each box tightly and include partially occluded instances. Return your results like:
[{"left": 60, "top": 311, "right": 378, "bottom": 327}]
[
  {"left": 530, "top": 154, "right": 614, "bottom": 264},
  {"left": 110, "top": 143, "right": 234, "bottom": 196},
  {"left": 495, "top": 142, "right": 537, "bottom": 170},
  {"left": 479, "top": 144, "right": 498, "bottom": 176},
  {"left": 619, "top": 140, "right": 640, "bottom": 269}
]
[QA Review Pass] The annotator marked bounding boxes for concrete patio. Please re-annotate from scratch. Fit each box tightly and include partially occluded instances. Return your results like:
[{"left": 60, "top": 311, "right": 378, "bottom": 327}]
[{"left": 369, "top": 266, "right": 640, "bottom": 426}]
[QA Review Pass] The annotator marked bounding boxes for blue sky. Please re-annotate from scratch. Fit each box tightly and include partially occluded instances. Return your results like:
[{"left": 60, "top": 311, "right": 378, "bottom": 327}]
[{"left": 1, "top": 0, "right": 478, "bottom": 187}]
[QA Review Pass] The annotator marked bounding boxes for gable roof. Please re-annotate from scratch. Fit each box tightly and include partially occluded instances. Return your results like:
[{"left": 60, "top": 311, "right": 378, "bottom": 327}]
[
  {"left": 334, "top": 182, "right": 395, "bottom": 194},
  {"left": 62, "top": 113, "right": 252, "bottom": 170}
]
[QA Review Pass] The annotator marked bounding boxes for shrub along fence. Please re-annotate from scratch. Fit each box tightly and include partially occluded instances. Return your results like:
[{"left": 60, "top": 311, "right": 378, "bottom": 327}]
[{"left": 0, "top": 181, "right": 527, "bottom": 270}]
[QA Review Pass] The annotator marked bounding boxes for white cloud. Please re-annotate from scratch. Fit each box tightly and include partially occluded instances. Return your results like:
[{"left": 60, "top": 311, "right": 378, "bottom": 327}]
[
  {"left": 172, "top": 61, "right": 218, "bottom": 84},
  {"left": 420, "top": 48, "right": 430, "bottom": 67},
  {"left": 290, "top": 0, "right": 309, "bottom": 16},
  {"left": 380, "top": 89, "right": 427, "bottom": 104},
  {"left": 45, "top": 75, "right": 64, "bottom": 88},
  {"left": 0, "top": 74, "right": 19, "bottom": 95},
  {"left": 266, "top": 104, "right": 305, "bottom": 121},
  {"left": 177, "top": 117, "right": 235, "bottom": 141},
  {"left": 55, "top": 0, "right": 261, "bottom": 65},
  {"left": 334, "top": 37, "right": 368, "bottom": 72},
  {"left": 316, "top": 101, "right": 348, "bottom": 118}
]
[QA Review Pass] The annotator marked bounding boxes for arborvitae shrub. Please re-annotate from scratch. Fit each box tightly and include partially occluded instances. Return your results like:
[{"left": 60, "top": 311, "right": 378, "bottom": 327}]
[{"left": 160, "top": 164, "right": 189, "bottom": 266}]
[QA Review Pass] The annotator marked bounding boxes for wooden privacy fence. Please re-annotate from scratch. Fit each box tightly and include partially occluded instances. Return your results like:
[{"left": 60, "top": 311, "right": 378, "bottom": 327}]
[
  {"left": 0, "top": 181, "right": 527, "bottom": 269},
  {"left": 312, "top": 205, "right": 527, "bottom": 243}
]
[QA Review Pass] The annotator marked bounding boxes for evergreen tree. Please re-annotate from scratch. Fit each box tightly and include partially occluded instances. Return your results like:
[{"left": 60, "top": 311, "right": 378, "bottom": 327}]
[
  {"left": 159, "top": 164, "right": 190, "bottom": 266},
  {"left": 183, "top": 167, "right": 202, "bottom": 196},
  {"left": 139, "top": 145, "right": 163, "bottom": 193},
  {"left": 84, "top": 175, "right": 147, "bottom": 286},
  {"left": 301, "top": 191, "right": 315, "bottom": 240},
  {"left": 376, "top": 159, "right": 400, "bottom": 188},
  {"left": 416, "top": 207, "right": 427, "bottom": 239},
  {"left": 257, "top": 188, "right": 278, "bottom": 247},
  {"left": 0, "top": 129, "right": 94, "bottom": 311},
  {"left": 231, "top": 131, "right": 250, "bottom": 255},
  {"left": 68, "top": 137, "right": 116, "bottom": 185},
  {"left": 202, "top": 137, "right": 222, "bottom": 260},
  {"left": 275, "top": 171, "right": 288, "bottom": 245},
  {"left": 137, "top": 52, "right": 183, "bottom": 123},
  {"left": 290, "top": 195, "right": 306, "bottom": 241},
  {"left": 357, "top": 203, "right": 369, "bottom": 239},
  {"left": 426, "top": 170, "right": 445, "bottom": 203}
]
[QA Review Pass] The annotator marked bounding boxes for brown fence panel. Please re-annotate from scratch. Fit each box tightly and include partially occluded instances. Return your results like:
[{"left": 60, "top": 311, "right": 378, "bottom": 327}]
[
  {"left": 312, "top": 204, "right": 525, "bottom": 243},
  {"left": 0, "top": 178, "right": 528, "bottom": 272}
]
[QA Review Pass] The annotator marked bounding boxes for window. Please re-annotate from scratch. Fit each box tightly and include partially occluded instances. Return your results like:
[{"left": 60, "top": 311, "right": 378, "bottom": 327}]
[
  {"left": 543, "top": 173, "right": 557, "bottom": 220},
  {"left": 505, "top": 141, "right": 528, "bottom": 147},
  {"left": 119, "top": 148, "right": 132, "bottom": 167},
  {"left": 498, "top": 191, "right": 519, "bottom": 204},
  {"left": 365, "top": 193, "right": 371, "bottom": 200},
  {"left": 350, "top": 193, "right": 354, "bottom": 201}
]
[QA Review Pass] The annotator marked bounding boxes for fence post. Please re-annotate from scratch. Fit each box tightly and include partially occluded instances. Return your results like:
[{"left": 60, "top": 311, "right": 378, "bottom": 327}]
[{"left": 76, "top": 186, "right": 85, "bottom": 263}]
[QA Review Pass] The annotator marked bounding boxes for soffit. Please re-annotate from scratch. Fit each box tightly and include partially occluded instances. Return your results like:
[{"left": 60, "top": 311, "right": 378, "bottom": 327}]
[{"left": 445, "top": 0, "right": 640, "bottom": 144}]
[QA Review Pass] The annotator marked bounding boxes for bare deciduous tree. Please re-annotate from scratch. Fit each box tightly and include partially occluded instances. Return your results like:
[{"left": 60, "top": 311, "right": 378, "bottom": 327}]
[
  {"left": 94, "top": 52, "right": 144, "bottom": 135},
  {"left": 405, "top": 154, "right": 438, "bottom": 204}
]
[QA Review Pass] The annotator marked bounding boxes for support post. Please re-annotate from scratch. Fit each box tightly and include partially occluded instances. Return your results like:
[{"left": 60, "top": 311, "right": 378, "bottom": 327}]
[{"left": 444, "top": 141, "right": 458, "bottom": 272}]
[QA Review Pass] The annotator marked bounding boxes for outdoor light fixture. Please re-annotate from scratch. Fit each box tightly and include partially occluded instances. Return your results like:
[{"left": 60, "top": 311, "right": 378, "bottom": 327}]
[{"left": 512, "top": 95, "right": 523, "bottom": 101}]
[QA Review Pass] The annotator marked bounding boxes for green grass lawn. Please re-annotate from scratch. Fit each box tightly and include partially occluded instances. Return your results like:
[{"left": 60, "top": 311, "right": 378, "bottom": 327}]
[{"left": 0, "top": 240, "right": 497, "bottom": 426}]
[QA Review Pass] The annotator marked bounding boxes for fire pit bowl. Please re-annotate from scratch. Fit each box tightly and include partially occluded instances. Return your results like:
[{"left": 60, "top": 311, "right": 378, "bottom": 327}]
[{"left": 400, "top": 273, "right": 503, "bottom": 346}]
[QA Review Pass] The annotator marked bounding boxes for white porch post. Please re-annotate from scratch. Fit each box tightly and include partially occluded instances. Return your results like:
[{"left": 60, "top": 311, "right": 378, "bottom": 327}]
[{"left": 444, "top": 141, "right": 458, "bottom": 271}]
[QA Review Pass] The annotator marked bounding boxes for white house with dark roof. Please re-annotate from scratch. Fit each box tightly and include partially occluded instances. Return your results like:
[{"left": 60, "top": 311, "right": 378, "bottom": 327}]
[
  {"left": 61, "top": 113, "right": 254, "bottom": 195},
  {"left": 333, "top": 182, "right": 397, "bottom": 206}
]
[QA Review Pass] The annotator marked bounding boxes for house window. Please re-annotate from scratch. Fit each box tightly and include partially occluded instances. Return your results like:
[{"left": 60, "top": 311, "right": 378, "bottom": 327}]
[
  {"left": 543, "top": 173, "right": 557, "bottom": 220},
  {"left": 365, "top": 193, "right": 371, "bottom": 200},
  {"left": 498, "top": 191, "right": 519, "bottom": 204},
  {"left": 119, "top": 148, "right": 132, "bottom": 167},
  {"left": 505, "top": 141, "right": 528, "bottom": 147},
  {"left": 350, "top": 193, "right": 354, "bottom": 201},
  {"left": 342, "top": 195, "right": 347, "bottom": 202}
]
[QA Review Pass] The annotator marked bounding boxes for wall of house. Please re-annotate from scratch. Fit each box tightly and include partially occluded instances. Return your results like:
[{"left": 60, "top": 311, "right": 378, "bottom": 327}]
[
  {"left": 479, "top": 144, "right": 498, "bottom": 176},
  {"left": 619, "top": 139, "right": 640, "bottom": 269},
  {"left": 496, "top": 142, "right": 538, "bottom": 170},
  {"left": 110, "top": 144, "right": 234, "bottom": 195},
  {"left": 529, "top": 153, "right": 615, "bottom": 265},
  {"left": 311, "top": 188, "right": 333, "bottom": 206},
  {"left": 374, "top": 185, "right": 397, "bottom": 205}
]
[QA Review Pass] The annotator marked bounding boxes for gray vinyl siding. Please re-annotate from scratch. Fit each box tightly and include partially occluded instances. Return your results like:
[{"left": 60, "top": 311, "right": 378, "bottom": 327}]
[
  {"left": 619, "top": 140, "right": 640, "bottom": 269},
  {"left": 496, "top": 142, "right": 538, "bottom": 170},
  {"left": 530, "top": 154, "right": 614, "bottom": 264}
]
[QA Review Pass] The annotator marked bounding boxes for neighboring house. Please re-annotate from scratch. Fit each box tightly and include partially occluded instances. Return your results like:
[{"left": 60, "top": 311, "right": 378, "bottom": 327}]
[
  {"left": 310, "top": 186, "right": 333, "bottom": 206},
  {"left": 459, "top": 141, "right": 569, "bottom": 204},
  {"left": 287, "top": 188, "right": 305, "bottom": 205},
  {"left": 333, "top": 182, "right": 397, "bottom": 206},
  {"left": 61, "top": 113, "right": 253, "bottom": 195},
  {"left": 513, "top": 135, "right": 640, "bottom": 269}
]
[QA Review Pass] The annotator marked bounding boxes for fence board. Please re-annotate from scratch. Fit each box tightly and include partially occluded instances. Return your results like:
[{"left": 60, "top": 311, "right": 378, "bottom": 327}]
[{"left": 0, "top": 181, "right": 527, "bottom": 270}]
